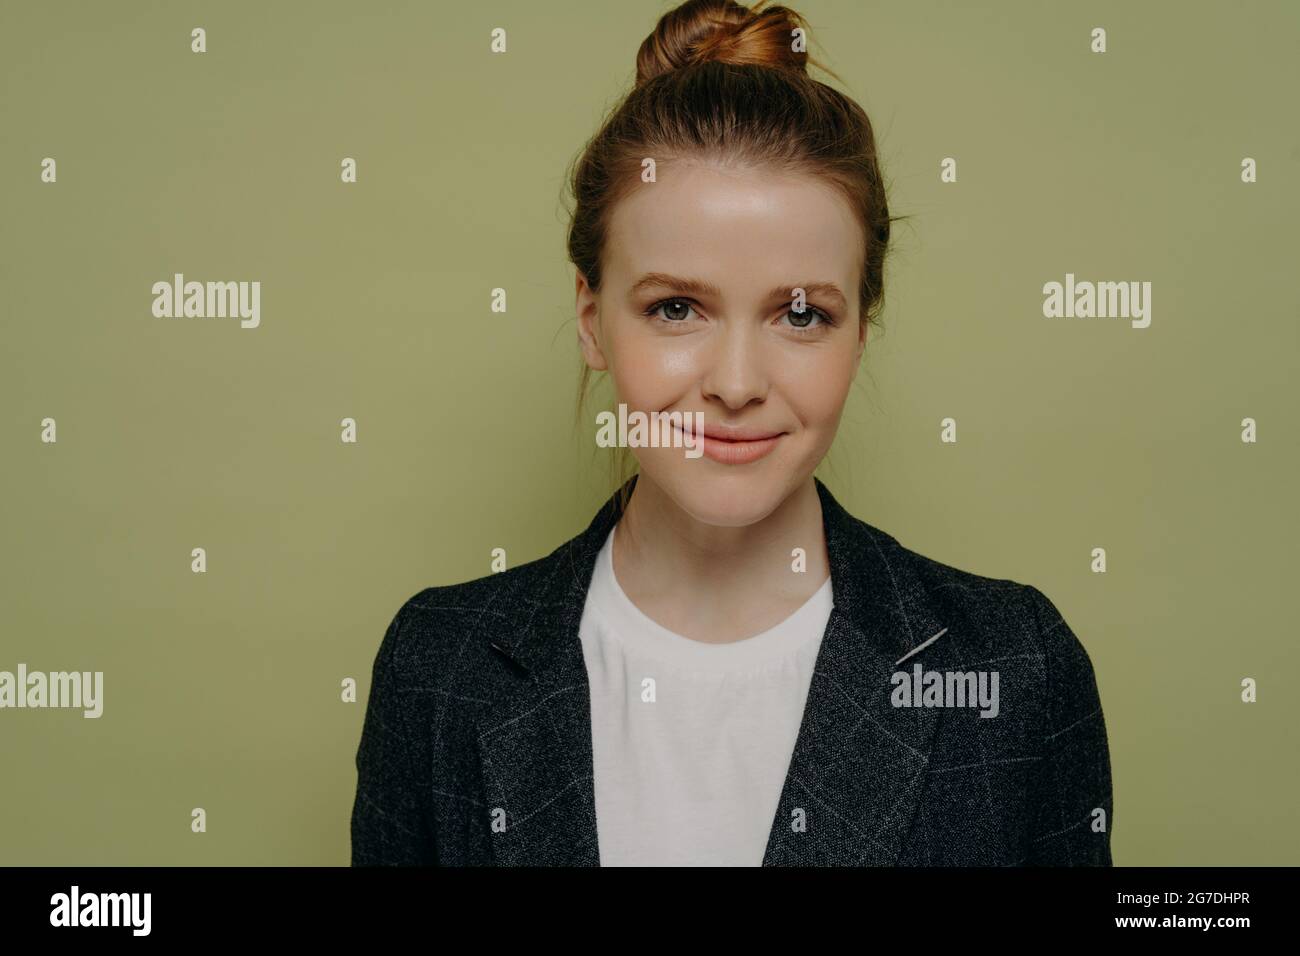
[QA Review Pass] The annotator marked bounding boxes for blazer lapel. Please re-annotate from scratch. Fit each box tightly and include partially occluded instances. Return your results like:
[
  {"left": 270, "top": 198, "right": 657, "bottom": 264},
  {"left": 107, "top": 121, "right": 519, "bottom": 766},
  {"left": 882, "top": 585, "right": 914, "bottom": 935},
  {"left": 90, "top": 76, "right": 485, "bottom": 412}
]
[
  {"left": 474, "top": 475, "right": 956, "bottom": 866},
  {"left": 761, "top": 478, "right": 955, "bottom": 864},
  {"left": 472, "top": 488, "right": 624, "bottom": 866}
]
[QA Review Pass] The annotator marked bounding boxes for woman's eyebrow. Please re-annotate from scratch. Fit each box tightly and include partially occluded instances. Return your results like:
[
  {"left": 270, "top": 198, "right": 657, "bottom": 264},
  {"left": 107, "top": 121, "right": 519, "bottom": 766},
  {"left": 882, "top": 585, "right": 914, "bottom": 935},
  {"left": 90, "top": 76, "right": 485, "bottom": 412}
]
[
  {"left": 629, "top": 272, "right": 847, "bottom": 308},
  {"left": 629, "top": 272, "right": 722, "bottom": 297},
  {"left": 781, "top": 281, "right": 848, "bottom": 309}
]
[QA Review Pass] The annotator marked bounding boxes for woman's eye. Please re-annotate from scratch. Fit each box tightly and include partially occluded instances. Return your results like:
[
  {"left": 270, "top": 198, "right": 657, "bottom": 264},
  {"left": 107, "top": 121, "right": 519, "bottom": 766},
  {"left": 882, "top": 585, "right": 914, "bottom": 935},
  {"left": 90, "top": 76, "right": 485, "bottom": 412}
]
[
  {"left": 643, "top": 299, "right": 834, "bottom": 331},
  {"left": 782, "top": 306, "right": 832, "bottom": 331},
  {"left": 646, "top": 299, "right": 697, "bottom": 323}
]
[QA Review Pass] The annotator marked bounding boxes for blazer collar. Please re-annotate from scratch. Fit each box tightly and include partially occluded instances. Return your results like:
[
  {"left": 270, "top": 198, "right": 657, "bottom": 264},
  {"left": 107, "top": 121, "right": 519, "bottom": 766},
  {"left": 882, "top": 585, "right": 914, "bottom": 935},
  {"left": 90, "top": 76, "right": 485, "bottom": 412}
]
[{"left": 475, "top": 473, "right": 958, "bottom": 865}]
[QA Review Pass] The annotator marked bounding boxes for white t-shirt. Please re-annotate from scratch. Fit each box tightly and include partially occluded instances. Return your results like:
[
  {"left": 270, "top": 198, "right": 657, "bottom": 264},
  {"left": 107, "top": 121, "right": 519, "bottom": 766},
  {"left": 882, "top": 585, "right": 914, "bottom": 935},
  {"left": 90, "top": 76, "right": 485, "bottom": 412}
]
[{"left": 577, "top": 524, "right": 834, "bottom": 866}]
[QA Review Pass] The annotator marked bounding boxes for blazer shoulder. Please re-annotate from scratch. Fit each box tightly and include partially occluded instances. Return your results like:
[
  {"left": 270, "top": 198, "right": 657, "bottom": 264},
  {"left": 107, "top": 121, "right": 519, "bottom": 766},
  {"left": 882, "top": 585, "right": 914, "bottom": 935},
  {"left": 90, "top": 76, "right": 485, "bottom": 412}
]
[
  {"left": 1017, "top": 582, "right": 1105, "bottom": 703},
  {"left": 373, "top": 541, "right": 571, "bottom": 681},
  {"left": 885, "top": 534, "right": 1108, "bottom": 767},
  {"left": 899, "top": 539, "right": 1028, "bottom": 599},
  {"left": 882, "top": 531, "right": 1032, "bottom": 628},
  {"left": 880, "top": 531, "right": 1097, "bottom": 680}
]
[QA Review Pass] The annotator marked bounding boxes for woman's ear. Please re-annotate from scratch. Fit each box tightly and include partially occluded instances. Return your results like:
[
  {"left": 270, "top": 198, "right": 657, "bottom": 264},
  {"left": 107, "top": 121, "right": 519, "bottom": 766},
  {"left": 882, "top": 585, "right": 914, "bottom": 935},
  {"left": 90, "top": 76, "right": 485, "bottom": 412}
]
[{"left": 575, "top": 271, "right": 609, "bottom": 371}]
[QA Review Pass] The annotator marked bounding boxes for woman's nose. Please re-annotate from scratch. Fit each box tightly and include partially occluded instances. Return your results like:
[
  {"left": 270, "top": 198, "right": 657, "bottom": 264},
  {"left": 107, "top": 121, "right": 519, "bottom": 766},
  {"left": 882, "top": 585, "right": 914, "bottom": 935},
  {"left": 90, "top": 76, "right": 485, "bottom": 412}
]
[{"left": 698, "top": 323, "right": 770, "bottom": 409}]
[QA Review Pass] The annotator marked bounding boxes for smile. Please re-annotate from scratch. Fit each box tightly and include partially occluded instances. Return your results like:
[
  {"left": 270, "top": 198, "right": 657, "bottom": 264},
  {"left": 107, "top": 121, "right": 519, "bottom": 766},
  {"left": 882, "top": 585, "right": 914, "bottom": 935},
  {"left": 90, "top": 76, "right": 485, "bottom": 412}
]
[{"left": 672, "top": 421, "right": 785, "bottom": 465}]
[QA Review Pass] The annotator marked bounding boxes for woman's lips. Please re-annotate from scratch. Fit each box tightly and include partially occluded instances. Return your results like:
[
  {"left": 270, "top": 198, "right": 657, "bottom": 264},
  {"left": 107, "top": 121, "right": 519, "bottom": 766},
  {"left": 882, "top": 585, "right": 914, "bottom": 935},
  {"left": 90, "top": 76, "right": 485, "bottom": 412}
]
[{"left": 672, "top": 421, "right": 785, "bottom": 465}]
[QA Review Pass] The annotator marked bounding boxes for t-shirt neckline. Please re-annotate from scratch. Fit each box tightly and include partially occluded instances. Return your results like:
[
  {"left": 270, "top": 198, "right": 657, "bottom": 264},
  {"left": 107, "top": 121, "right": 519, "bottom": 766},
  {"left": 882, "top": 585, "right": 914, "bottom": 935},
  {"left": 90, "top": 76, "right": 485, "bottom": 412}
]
[{"left": 587, "top": 524, "right": 834, "bottom": 672}]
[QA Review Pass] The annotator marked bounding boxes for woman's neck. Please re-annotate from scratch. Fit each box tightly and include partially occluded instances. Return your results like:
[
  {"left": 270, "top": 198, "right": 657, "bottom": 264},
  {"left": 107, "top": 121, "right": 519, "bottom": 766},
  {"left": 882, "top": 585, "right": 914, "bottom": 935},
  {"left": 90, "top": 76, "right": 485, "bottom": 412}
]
[{"left": 610, "top": 474, "right": 831, "bottom": 644}]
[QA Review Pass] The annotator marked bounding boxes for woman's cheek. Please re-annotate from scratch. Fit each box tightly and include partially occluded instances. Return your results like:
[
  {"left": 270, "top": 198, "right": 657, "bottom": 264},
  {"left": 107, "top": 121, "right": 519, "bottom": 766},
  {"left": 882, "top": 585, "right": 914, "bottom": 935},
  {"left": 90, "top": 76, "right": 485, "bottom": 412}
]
[
  {"left": 616, "top": 340, "right": 702, "bottom": 399},
  {"left": 654, "top": 339, "right": 703, "bottom": 379}
]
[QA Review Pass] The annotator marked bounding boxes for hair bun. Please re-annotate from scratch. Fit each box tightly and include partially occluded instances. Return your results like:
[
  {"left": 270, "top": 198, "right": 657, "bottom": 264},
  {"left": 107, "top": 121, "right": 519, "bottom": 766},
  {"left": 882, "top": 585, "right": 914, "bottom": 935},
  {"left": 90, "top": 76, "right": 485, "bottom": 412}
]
[{"left": 635, "top": 0, "right": 810, "bottom": 86}]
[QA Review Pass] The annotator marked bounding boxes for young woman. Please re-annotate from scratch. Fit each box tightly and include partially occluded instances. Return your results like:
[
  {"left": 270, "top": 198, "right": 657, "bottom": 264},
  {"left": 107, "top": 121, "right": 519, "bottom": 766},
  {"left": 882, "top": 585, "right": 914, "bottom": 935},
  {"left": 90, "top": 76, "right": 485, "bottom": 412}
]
[{"left": 352, "top": 0, "right": 1113, "bottom": 867}]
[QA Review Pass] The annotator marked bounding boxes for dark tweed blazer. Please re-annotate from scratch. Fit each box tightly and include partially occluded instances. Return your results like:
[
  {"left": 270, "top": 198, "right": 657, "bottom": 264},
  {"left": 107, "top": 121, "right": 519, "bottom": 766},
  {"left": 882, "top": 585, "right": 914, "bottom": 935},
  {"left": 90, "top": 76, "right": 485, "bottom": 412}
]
[{"left": 351, "top": 474, "right": 1113, "bottom": 866}]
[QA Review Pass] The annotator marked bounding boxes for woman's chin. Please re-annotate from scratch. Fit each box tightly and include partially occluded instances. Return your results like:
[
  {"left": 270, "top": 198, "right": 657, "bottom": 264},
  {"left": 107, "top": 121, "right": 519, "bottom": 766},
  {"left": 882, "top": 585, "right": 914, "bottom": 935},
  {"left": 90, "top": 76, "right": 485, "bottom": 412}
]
[{"left": 654, "top": 469, "right": 789, "bottom": 529}]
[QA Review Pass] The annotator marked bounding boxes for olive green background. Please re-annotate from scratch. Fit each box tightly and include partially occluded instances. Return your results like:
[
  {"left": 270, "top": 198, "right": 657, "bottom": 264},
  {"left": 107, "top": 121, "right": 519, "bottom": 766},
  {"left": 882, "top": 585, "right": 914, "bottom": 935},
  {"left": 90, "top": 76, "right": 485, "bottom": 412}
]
[{"left": 1, "top": 0, "right": 1296, "bottom": 865}]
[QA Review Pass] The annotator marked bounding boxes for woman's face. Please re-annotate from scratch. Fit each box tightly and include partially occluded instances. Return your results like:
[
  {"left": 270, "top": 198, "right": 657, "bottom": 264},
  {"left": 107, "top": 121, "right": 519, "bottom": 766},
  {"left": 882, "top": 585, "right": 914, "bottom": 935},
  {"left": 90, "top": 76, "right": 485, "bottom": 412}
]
[{"left": 577, "top": 160, "right": 867, "bottom": 527}]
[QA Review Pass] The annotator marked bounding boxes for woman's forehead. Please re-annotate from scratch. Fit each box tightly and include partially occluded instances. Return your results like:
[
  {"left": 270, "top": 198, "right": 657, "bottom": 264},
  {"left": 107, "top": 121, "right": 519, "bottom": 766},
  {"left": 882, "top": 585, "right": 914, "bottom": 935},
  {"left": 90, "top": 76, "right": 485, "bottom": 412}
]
[{"left": 605, "top": 163, "right": 862, "bottom": 292}]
